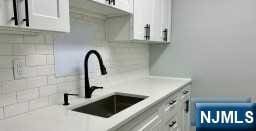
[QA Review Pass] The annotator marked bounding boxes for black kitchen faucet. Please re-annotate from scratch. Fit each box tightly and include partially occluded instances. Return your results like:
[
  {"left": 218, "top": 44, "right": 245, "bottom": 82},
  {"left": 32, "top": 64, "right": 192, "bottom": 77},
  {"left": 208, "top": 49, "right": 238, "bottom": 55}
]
[
  {"left": 84, "top": 50, "right": 107, "bottom": 98},
  {"left": 63, "top": 50, "right": 107, "bottom": 105}
]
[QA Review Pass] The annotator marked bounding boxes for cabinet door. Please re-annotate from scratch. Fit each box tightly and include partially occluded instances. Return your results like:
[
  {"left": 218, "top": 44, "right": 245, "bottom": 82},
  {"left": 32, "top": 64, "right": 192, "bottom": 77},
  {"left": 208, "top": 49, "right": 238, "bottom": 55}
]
[
  {"left": 151, "top": 0, "right": 162, "bottom": 42},
  {"left": 133, "top": 0, "right": 153, "bottom": 40},
  {"left": 137, "top": 115, "right": 162, "bottom": 131},
  {"left": 162, "top": 116, "right": 181, "bottom": 131},
  {"left": 92, "top": 0, "right": 106, "bottom": 5},
  {"left": 0, "top": 0, "right": 19, "bottom": 27},
  {"left": 161, "top": 0, "right": 172, "bottom": 42},
  {"left": 179, "top": 91, "right": 191, "bottom": 131},
  {"left": 21, "top": 0, "right": 70, "bottom": 32},
  {"left": 115, "top": 0, "right": 131, "bottom": 13}
]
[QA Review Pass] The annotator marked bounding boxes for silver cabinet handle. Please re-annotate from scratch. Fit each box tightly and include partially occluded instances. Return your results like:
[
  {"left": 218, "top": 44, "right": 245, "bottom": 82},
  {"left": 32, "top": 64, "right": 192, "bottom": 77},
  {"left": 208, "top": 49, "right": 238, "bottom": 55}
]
[
  {"left": 169, "top": 100, "right": 176, "bottom": 105},
  {"left": 169, "top": 121, "right": 176, "bottom": 127}
]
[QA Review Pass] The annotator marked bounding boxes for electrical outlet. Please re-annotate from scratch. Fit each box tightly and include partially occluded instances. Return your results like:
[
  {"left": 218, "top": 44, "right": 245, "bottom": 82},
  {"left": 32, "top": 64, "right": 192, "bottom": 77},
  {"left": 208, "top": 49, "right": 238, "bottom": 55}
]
[{"left": 13, "top": 59, "right": 26, "bottom": 80}]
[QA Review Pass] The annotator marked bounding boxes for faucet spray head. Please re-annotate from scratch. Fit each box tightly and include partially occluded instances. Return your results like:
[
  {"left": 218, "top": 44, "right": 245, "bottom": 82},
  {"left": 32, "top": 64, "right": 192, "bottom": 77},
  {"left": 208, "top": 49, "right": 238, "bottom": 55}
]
[{"left": 100, "top": 65, "right": 107, "bottom": 75}]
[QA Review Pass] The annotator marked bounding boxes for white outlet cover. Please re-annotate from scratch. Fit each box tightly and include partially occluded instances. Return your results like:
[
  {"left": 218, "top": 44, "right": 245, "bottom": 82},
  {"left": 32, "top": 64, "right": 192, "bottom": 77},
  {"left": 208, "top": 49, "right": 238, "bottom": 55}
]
[{"left": 13, "top": 59, "right": 26, "bottom": 80}]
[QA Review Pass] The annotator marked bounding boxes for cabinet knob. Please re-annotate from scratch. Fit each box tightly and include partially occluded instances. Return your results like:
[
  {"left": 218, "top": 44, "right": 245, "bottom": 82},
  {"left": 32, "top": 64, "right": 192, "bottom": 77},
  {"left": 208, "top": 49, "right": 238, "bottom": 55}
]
[
  {"left": 169, "top": 121, "right": 176, "bottom": 127},
  {"left": 183, "top": 90, "right": 189, "bottom": 94},
  {"left": 169, "top": 100, "right": 176, "bottom": 105}
]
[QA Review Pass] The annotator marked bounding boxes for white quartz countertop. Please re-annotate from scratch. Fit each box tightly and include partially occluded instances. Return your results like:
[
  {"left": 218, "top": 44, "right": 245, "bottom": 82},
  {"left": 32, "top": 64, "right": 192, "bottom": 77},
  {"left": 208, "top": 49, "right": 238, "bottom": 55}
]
[{"left": 0, "top": 76, "right": 191, "bottom": 131}]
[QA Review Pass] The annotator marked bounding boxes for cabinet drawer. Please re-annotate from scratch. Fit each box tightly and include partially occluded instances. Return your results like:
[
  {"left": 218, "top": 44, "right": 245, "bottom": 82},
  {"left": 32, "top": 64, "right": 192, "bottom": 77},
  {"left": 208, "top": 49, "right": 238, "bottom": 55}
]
[
  {"left": 180, "top": 85, "right": 191, "bottom": 97},
  {"left": 117, "top": 103, "right": 160, "bottom": 131},
  {"left": 162, "top": 115, "right": 181, "bottom": 131},
  {"left": 160, "top": 94, "right": 178, "bottom": 122}
]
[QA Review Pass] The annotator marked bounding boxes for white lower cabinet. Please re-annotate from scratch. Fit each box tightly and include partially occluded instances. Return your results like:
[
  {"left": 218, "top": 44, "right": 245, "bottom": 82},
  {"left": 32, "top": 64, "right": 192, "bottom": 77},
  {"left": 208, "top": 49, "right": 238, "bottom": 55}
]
[
  {"left": 136, "top": 113, "right": 162, "bottom": 131},
  {"left": 179, "top": 87, "right": 191, "bottom": 131},
  {"left": 116, "top": 85, "right": 191, "bottom": 131},
  {"left": 162, "top": 115, "right": 181, "bottom": 131}
]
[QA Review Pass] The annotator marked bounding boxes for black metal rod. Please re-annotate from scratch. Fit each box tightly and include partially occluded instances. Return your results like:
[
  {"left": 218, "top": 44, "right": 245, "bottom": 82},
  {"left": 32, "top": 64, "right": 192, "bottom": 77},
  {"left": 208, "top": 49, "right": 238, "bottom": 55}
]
[
  {"left": 144, "top": 24, "right": 150, "bottom": 40},
  {"left": 12, "top": 0, "right": 18, "bottom": 25},
  {"left": 163, "top": 28, "right": 168, "bottom": 42},
  {"left": 23, "top": 0, "right": 29, "bottom": 27},
  {"left": 148, "top": 24, "right": 151, "bottom": 40}
]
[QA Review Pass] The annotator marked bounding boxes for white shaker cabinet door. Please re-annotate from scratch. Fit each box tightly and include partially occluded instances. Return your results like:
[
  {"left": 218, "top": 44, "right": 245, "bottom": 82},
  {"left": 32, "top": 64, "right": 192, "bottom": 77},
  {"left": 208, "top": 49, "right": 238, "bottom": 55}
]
[
  {"left": 92, "top": 0, "right": 106, "bottom": 5},
  {"left": 161, "top": 0, "right": 172, "bottom": 42},
  {"left": 22, "top": 0, "right": 70, "bottom": 32},
  {"left": 151, "top": 0, "right": 162, "bottom": 42},
  {"left": 133, "top": 0, "right": 154, "bottom": 40},
  {"left": 137, "top": 115, "right": 162, "bottom": 131},
  {"left": 0, "top": 0, "right": 20, "bottom": 27},
  {"left": 115, "top": 0, "right": 131, "bottom": 13}
]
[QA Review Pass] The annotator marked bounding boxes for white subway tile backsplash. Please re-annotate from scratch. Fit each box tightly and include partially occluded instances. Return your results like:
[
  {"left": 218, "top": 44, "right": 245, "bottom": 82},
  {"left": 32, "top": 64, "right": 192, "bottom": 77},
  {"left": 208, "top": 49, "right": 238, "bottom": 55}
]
[
  {"left": 0, "top": 35, "right": 10, "bottom": 42},
  {"left": 0, "top": 107, "right": 3, "bottom": 119},
  {"left": 39, "top": 85, "right": 57, "bottom": 97},
  {"left": 57, "top": 82, "right": 81, "bottom": 93},
  {"left": 25, "top": 67, "right": 38, "bottom": 77},
  {"left": 17, "top": 88, "right": 39, "bottom": 102},
  {"left": 8, "top": 35, "right": 23, "bottom": 44},
  {"left": 0, "top": 56, "right": 13, "bottom": 68},
  {"left": 46, "top": 55, "right": 54, "bottom": 65},
  {"left": 13, "top": 44, "right": 36, "bottom": 55},
  {"left": 47, "top": 75, "right": 58, "bottom": 85},
  {"left": 0, "top": 93, "right": 17, "bottom": 106},
  {"left": 5, "top": 102, "right": 29, "bottom": 118},
  {"left": 0, "top": 69, "right": 13, "bottom": 82},
  {"left": 0, "top": 82, "right": 2, "bottom": 94},
  {"left": 48, "top": 93, "right": 63, "bottom": 105},
  {"left": 27, "top": 76, "right": 47, "bottom": 88},
  {"left": 36, "top": 44, "right": 53, "bottom": 55},
  {"left": 2, "top": 79, "right": 27, "bottom": 93},
  {"left": 26, "top": 55, "right": 47, "bottom": 66},
  {"left": 0, "top": 44, "right": 13, "bottom": 55},
  {"left": 23, "top": 35, "right": 44, "bottom": 44},
  {"left": 36, "top": 66, "right": 55, "bottom": 76},
  {"left": 29, "top": 97, "right": 49, "bottom": 110},
  {"left": 0, "top": 14, "right": 149, "bottom": 119}
]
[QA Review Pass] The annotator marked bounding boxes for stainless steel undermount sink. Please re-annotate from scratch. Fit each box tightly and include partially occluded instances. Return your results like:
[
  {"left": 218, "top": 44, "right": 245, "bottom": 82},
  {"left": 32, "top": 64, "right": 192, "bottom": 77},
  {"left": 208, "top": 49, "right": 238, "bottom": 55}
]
[{"left": 72, "top": 93, "right": 148, "bottom": 118}]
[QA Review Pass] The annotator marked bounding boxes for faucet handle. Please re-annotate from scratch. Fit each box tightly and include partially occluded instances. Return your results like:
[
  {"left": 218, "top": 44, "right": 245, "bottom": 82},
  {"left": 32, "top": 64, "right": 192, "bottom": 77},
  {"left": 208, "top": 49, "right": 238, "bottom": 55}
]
[
  {"left": 89, "top": 86, "right": 103, "bottom": 97},
  {"left": 91, "top": 86, "right": 103, "bottom": 89}
]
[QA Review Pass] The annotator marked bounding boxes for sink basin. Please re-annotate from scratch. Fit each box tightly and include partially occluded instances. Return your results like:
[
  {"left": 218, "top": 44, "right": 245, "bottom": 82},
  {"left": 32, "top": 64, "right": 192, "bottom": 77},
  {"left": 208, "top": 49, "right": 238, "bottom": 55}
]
[{"left": 72, "top": 93, "right": 148, "bottom": 118}]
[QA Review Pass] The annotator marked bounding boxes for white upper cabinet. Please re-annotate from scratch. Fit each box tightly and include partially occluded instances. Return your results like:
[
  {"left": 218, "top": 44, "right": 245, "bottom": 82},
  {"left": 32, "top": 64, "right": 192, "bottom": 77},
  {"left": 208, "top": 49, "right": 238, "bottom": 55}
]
[
  {"left": 92, "top": 0, "right": 132, "bottom": 12},
  {"left": 161, "top": 0, "right": 172, "bottom": 43},
  {"left": 151, "top": 0, "right": 162, "bottom": 42},
  {"left": 0, "top": 0, "right": 23, "bottom": 27},
  {"left": 152, "top": 0, "right": 172, "bottom": 42},
  {"left": 92, "top": 0, "right": 106, "bottom": 5},
  {"left": 115, "top": 0, "right": 132, "bottom": 13},
  {"left": 70, "top": 0, "right": 132, "bottom": 17},
  {"left": 133, "top": 0, "right": 153, "bottom": 40},
  {"left": 0, "top": 0, "right": 70, "bottom": 32},
  {"left": 25, "top": 0, "right": 70, "bottom": 32},
  {"left": 106, "top": 0, "right": 173, "bottom": 43},
  {"left": 0, "top": 0, "right": 14, "bottom": 26}
]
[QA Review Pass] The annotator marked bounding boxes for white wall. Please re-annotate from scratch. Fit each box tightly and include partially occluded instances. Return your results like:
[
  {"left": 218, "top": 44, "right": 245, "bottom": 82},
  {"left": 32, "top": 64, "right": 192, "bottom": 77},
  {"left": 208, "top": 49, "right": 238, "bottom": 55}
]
[
  {"left": 150, "top": 0, "right": 256, "bottom": 97},
  {"left": 0, "top": 13, "right": 149, "bottom": 119}
]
